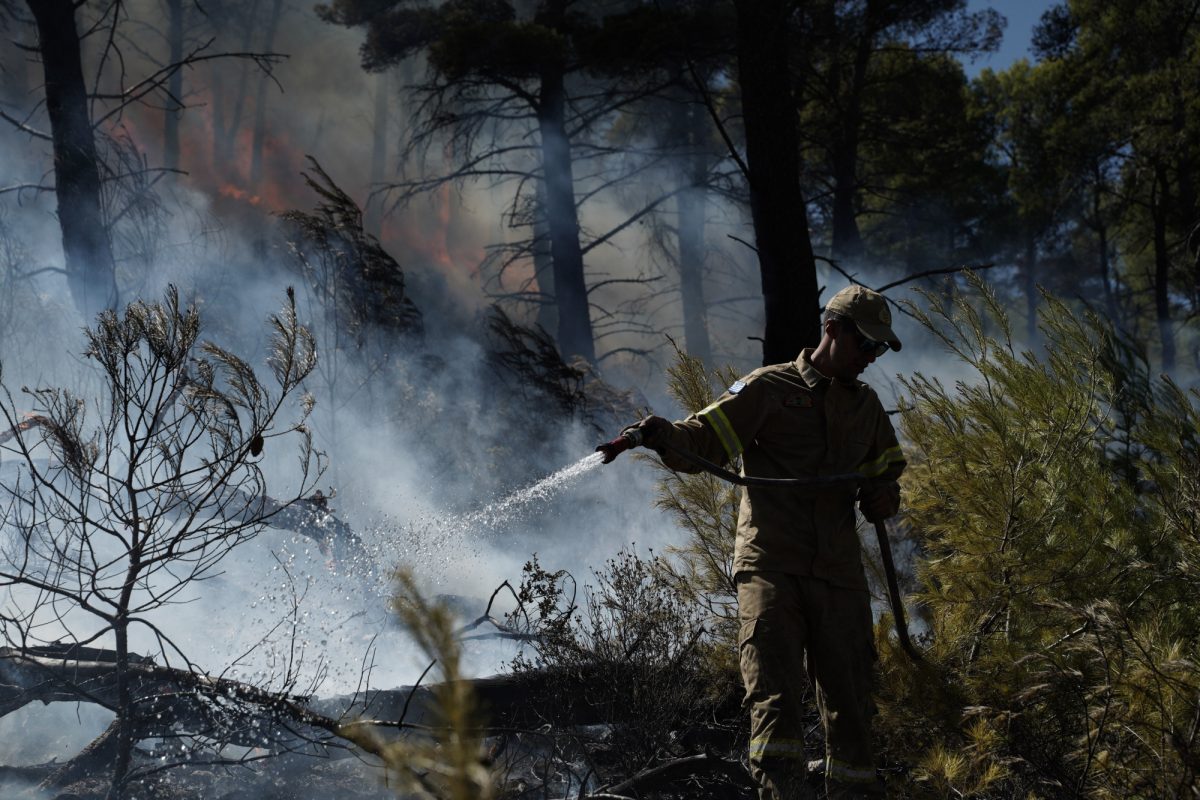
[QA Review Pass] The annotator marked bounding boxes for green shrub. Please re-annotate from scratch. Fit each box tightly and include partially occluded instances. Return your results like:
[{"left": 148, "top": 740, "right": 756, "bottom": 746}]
[
  {"left": 507, "top": 549, "right": 735, "bottom": 793},
  {"left": 876, "top": 275, "right": 1200, "bottom": 799},
  {"left": 644, "top": 344, "right": 742, "bottom": 656}
]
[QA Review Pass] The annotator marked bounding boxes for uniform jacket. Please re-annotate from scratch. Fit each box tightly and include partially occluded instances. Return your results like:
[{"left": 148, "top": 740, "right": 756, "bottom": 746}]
[{"left": 646, "top": 349, "right": 905, "bottom": 590}]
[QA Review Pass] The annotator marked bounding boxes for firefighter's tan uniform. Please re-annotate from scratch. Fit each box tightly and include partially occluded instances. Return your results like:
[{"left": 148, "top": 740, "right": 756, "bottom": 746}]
[{"left": 637, "top": 349, "right": 905, "bottom": 799}]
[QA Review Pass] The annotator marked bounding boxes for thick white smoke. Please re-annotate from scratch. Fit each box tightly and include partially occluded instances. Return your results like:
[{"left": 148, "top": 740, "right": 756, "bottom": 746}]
[{"left": 0, "top": 2, "right": 997, "bottom": 789}]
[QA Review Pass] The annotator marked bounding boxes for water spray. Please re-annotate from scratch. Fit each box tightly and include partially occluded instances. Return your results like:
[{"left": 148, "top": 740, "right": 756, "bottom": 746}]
[{"left": 454, "top": 451, "right": 606, "bottom": 532}]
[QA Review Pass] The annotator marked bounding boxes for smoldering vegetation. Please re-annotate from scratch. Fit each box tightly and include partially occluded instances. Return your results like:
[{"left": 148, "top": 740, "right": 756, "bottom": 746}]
[
  {"left": 2, "top": 0, "right": 1200, "bottom": 799},
  {"left": 0, "top": 165, "right": 680, "bottom": 798}
]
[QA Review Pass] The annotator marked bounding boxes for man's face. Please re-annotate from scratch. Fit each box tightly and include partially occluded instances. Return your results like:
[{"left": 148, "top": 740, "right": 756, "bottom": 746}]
[{"left": 829, "top": 319, "right": 882, "bottom": 380}]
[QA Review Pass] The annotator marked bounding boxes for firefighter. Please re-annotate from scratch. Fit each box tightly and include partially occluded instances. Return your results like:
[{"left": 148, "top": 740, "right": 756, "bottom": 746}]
[{"left": 621, "top": 285, "right": 905, "bottom": 799}]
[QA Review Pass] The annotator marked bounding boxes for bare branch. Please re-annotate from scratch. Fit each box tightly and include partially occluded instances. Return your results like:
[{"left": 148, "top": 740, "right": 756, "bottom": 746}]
[
  {"left": 0, "top": 109, "right": 52, "bottom": 141},
  {"left": 874, "top": 263, "right": 998, "bottom": 293}
]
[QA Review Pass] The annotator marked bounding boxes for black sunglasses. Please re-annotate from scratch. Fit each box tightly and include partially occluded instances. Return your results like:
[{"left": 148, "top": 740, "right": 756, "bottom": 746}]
[{"left": 848, "top": 325, "right": 891, "bottom": 357}]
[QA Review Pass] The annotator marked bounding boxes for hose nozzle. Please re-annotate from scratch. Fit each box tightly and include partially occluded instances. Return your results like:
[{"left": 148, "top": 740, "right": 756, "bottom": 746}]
[{"left": 596, "top": 428, "right": 643, "bottom": 464}]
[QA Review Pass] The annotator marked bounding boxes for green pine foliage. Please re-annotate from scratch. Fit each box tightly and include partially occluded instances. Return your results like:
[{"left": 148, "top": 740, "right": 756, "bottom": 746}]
[
  {"left": 347, "top": 568, "right": 495, "bottom": 800},
  {"left": 644, "top": 343, "right": 742, "bottom": 653},
  {"left": 876, "top": 274, "right": 1200, "bottom": 798}
]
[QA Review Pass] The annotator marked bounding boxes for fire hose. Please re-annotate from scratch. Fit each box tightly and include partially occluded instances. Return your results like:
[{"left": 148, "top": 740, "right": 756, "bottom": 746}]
[{"left": 597, "top": 429, "right": 922, "bottom": 663}]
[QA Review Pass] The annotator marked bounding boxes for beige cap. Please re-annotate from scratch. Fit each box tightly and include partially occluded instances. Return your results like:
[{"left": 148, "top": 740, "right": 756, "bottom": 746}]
[{"left": 825, "top": 285, "right": 902, "bottom": 351}]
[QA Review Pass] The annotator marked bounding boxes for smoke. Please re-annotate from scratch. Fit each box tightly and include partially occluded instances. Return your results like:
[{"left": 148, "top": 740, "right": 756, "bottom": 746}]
[
  {"left": 0, "top": 0, "right": 1073, "bottom": 791},
  {"left": 0, "top": 702, "right": 115, "bottom": 770}
]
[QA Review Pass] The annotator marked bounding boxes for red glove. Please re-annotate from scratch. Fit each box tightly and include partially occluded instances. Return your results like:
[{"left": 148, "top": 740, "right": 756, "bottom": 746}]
[{"left": 596, "top": 416, "right": 672, "bottom": 463}]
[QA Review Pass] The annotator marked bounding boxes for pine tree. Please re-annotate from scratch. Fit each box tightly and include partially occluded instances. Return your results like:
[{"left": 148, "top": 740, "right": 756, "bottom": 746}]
[{"left": 875, "top": 273, "right": 1200, "bottom": 798}]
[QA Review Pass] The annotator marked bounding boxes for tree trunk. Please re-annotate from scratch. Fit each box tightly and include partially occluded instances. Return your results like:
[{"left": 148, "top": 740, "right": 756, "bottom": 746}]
[
  {"left": 1098, "top": 217, "right": 1116, "bottom": 320},
  {"left": 677, "top": 101, "right": 712, "bottom": 366},
  {"left": 1022, "top": 232, "right": 1037, "bottom": 342},
  {"left": 1, "top": 646, "right": 733, "bottom": 735},
  {"left": 211, "top": 0, "right": 260, "bottom": 173},
  {"left": 536, "top": 65, "right": 594, "bottom": 363},
  {"left": 677, "top": 185, "right": 711, "bottom": 366},
  {"left": 26, "top": 0, "right": 118, "bottom": 319},
  {"left": 41, "top": 720, "right": 121, "bottom": 792},
  {"left": 1091, "top": 173, "right": 1118, "bottom": 322},
  {"left": 1153, "top": 164, "right": 1176, "bottom": 371},
  {"left": 1176, "top": 156, "right": 1200, "bottom": 315},
  {"left": 364, "top": 71, "right": 390, "bottom": 239},
  {"left": 533, "top": 179, "right": 559, "bottom": 336},
  {"left": 164, "top": 0, "right": 184, "bottom": 173},
  {"left": 733, "top": 0, "right": 821, "bottom": 365},
  {"left": 215, "top": 58, "right": 254, "bottom": 170},
  {"left": 111, "top": 616, "right": 133, "bottom": 798},
  {"left": 211, "top": 65, "right": 226, "bottom": 166},
  {"left": 249, "top": 0, "right": 286, "bottom": 190},
  {"left": 0, "top": 22, "right": 29, "bottom": 106},
  {"left": 1169, "top": 78, "right": 1200, "bottom": 314},
  {"left": 829, "top": 140, "right": 864, "bottom": 265},
  {"left": 829, "top": 6, "right": 874, "bottom": 266},
  {"left": 0, "top": 646, "right": 353, "bottom": 761}
]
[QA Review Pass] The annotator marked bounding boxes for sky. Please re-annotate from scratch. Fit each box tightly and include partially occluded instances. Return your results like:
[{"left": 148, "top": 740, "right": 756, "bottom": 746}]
[{"left": 967, "top": 0, "right": 1060, "bottom": 74}]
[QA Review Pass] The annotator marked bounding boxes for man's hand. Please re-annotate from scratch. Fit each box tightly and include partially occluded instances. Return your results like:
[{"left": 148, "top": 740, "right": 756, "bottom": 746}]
[
  {"left": 858, "top": 480, "right": 901, "bottom": 522},
  {"left": 597, "top": 416, "right": 673, "bottom": 464},
  {"left": 631, "top": 415, "right": 672, "bottom": 447}
]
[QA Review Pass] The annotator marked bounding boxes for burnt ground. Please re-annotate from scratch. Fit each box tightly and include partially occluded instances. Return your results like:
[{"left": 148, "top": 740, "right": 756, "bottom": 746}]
[{"left": 1, "top": 751, "right": 396, "bottom": 800}]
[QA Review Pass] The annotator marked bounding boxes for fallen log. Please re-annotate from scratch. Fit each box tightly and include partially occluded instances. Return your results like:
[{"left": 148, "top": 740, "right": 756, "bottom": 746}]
[
  {"left": 0, "top": 644, "right": 395, "bottom": 792},
  {"left": 2, "top": 643, "right": 750, "bottom": 800},
  {"left": 40, "top": 718, "right": 121, "bottom": 790},
  {"left": 593, "top": 752, "right": 753, "bottom": 798},
  {"left": 0, "top": 645, "right": 617, "bottom": 751},
  {"left": 2, "top": 643, "right": 729, "bottom": 740},
  {"left": 0, "top": 646, "right": 581, "bottom": 795},
  {"left": 0, "top": 645, "right": 345, "bottom": 748}
]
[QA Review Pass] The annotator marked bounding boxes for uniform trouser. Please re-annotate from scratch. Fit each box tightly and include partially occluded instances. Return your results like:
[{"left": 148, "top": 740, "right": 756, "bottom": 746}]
[{"left": 737, "top": 571, "right": 884, "bottom": 800}]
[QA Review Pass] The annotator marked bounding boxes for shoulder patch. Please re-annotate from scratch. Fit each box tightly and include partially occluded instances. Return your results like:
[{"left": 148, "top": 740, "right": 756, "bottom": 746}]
[
  {"left": 727, "top": 379, "right": 747, "bottom": 395},
  {"left": 784, "top": 393, "right": 814, "bottom": 408}
]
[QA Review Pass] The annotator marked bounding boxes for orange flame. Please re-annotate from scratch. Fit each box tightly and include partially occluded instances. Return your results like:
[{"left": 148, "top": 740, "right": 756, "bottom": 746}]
[{"left": 219, "top": 184, "right": 262, "bottom": 205}]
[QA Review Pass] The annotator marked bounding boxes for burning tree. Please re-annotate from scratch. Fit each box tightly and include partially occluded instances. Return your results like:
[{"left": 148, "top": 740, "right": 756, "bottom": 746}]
[
  {"left": 0, "top": 287, "right": 322, "bottom": 797},
  {"left": 1, "top": 0, "right": 286, "bottom": 318},
  {"left": 317, "top": 0, "right": 709, "bottom": 366}
]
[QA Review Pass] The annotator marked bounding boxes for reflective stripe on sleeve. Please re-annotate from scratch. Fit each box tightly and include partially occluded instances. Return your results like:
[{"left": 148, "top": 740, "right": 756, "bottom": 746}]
[
  {"left": 699, "top": 403, "right": 743, "bottom": 462},
  {"left": 856, "top": 445, "right": 904, "bottom": 478},
  {"left": 749, "top": 737, "right": 807, "bottom": 761},
  {"left": 827, "top": 758, "right": 877, "bottom": 783}
]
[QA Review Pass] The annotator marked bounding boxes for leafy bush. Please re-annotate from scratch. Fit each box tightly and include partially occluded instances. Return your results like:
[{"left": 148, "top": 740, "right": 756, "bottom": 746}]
[
  {"left": 507, "top": 549, "right": 740, "bottom": 796},
  {"left": 642, "top": 345, "right": 742, "bottom": 654},
  {"left": 876, "top": 275, "right": 1200, "bottom": 798}
]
